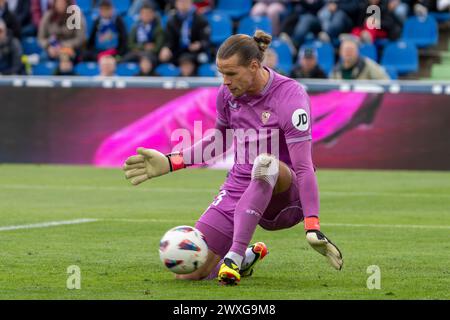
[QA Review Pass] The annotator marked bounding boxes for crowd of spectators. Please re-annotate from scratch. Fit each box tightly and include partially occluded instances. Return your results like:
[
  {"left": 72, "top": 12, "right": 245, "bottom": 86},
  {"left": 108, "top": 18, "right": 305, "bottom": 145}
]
[{"left": 0, "top": 0, "right": 448, "bottom": 79}]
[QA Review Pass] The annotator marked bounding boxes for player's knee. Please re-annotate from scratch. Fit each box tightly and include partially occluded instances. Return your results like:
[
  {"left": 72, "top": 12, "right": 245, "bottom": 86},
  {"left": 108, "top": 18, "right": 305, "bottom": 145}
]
[{"left": 251, "top": 153, "right": 279, "bottom": 188}]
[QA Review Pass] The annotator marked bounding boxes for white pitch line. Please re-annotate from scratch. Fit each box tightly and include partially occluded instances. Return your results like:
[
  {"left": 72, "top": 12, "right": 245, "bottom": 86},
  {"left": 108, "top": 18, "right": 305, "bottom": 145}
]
[
  {"left": 1, "top": 184, "right": 450, "bottom": 198},
  {"left": 0, "top": 218, "right": 99, "bottom": 232}
]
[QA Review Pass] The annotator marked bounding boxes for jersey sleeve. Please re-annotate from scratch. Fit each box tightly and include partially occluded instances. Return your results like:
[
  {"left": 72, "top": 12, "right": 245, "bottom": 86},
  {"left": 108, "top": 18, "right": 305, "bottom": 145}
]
[
  {"left": 278, "top": 82, "right": 312, "bottom": 144},
  {"left": 216, "top": 85, "right": 229, "bottom": 128}
]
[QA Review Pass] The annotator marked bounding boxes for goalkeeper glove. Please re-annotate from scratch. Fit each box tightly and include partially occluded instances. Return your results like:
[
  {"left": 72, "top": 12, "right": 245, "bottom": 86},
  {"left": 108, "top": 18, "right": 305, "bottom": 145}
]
[
  {"left": 123, "top": 148, "right": 185, "bottom": 185},
  {"left": 304, "top": 217, "right": 343, "bottom": 270}
]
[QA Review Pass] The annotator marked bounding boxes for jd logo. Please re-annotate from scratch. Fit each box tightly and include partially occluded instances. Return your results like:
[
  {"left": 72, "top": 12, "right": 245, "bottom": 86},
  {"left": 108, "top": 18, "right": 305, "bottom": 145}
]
[
  {"left": 366, "top": 5, "right": 381, "bottom": 30},
  {"left": 291, "top": 109, "right": 309, "bottom": 131},
  {"left": 66, "top": 5, "right": 82, "bottom": 30}
]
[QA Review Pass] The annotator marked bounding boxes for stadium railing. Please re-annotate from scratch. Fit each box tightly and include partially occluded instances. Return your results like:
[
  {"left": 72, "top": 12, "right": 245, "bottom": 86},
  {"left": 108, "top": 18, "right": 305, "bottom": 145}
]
[{"left": 0, "top": 76, "right": 449, "bottom": 94}]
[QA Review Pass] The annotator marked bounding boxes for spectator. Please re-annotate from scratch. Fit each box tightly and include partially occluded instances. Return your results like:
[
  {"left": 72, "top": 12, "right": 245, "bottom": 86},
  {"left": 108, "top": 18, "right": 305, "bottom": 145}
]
[
  {"left": 330, "top": 36, "right": 389, "bottom": 80},
  {"left": 136, "top": 52, "right": 159, "bottom": 76},
  {"left": 263, "top": 47, "right": 286, "bottom": 74},
  {"left": 159, "top": 0, "right": 210, "bottom": 65},
  {"left": 0, "top": 0, "right": 20, "bottom": 38},
  {"left": 178, "top": 52, "right": 197, "bottom": 76},
  {"left": 251, "top": 0, "right": 288, "bottom": 36},
  {"left": 123, "top": 1, "right": 164, "bottom": 62},
  {"left": 0, "top": 19, "right": 23, "bottom": 75},
  {"left": 85, "top": 0, "right": 127, "bottom": 61},
  {"left": 128, "top": 0, "right": 167, "bottom": 16},
  {"left": 97, "top": 53, "right": 117, "bottom": 77},
  {"left": 389, "top": 0, "right": 410, "bottom": 23},
  {"left": 351, "top": 0, "right": 403, "bottom": 43},
  {"left": 8, "top": 0, "right": 34, "bottom": 36},
  {"left": 290, "top": 47, "right": 327, "bottom": 78},
  {"left": 38, "top": 0, "right": 86, "bottom": 60},
  {"left": 54, "top": 51, "right": 75, "bottom": 75},
  {"left": 192, "top": 0, "right": 214, "bottom": 14},
  {"left": 317, "top": 0, "right": 361, "bottom": 44},
  {"left": 289, "top": 0, "right": 324, "bottom": 49},
  {"left": 31, "top": 0, "right": 52, "bottom": 30}
]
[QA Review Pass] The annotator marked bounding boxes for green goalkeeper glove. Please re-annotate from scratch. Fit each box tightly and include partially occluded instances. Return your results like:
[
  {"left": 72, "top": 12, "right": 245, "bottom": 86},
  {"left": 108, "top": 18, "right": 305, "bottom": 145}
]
[{"left": 123, "top": 148, "right": 185, "bottom": 185}]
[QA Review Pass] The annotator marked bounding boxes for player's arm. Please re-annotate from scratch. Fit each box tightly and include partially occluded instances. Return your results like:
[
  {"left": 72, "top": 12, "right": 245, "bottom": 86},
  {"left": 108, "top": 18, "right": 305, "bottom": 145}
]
[
  {"left": 124, "top": 86, "right": 230, "bottom": 186},
  {"left": 287, "top": 139, "right": 343, "bottom": 271},
  {"left": 123, "top": 121, "right": 228, "bottom": 185},
  {"left": 281, "top": 84, "right": 343, "bottom": 270}
]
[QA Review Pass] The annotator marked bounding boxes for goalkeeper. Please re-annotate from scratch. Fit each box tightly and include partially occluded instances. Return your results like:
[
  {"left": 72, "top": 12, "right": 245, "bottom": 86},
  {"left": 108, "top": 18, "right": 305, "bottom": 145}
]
[{"left": 123, "top": 30, "right": 343, "bottom": 285}]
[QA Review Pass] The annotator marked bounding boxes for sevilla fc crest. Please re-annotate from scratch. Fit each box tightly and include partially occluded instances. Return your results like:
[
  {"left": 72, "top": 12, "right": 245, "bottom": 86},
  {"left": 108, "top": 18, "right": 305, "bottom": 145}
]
[{"left": 261, "top": 111, "right": 271, "bottom": 124}]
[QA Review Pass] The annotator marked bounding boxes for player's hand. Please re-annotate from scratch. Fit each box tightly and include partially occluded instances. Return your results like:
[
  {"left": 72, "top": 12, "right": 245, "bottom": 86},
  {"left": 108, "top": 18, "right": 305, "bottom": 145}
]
[
  {"left": 123, "top": 148, "right": 171, "bottom": 185},
  {"left": 306, "top": 230, "right": 343, "bottom": 270}
]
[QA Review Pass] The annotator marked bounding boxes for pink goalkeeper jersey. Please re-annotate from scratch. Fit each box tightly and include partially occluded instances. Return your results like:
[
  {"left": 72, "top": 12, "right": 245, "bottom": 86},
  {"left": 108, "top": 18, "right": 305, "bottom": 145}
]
[{"left": 215, "top": 67, "right": 319, "bottom": 218}]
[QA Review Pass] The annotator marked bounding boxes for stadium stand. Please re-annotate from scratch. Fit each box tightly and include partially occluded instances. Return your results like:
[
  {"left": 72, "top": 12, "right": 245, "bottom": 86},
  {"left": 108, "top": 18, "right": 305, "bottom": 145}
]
[
  {"left": 1, "top": 0, "right": 449, "bottom": 79},
  {"left": 300, "top": 41, "right": 335, "bottom": 76},
  {"left": 155, "top": 63, "right": 180, "bottom": 77},
  {"left": 207, "top": 12, "right": 233, "bottom": 46},
  {"left": 215, "top": 0, "right": 252, "bottom": 20},
  {"left": 359, "top": 43, "right": 378, "bottom": 62},
  {"left": 198, "top": 63, "right": 218, "bottom": 77},
  {"left": 381, "top": 41, "right": 419, "bottom": 75},
  {"left": 237, "top": 15, "right": 272, "bottom": 36},
  {"left": 402, "top": 16, "right": 439, "bottom": 48}
]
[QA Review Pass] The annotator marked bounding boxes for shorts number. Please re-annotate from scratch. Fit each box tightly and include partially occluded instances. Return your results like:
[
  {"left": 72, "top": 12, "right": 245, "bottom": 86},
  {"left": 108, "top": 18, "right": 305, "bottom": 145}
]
[{"left": 212, "top": 190, "right": 227, "bottom": 206}]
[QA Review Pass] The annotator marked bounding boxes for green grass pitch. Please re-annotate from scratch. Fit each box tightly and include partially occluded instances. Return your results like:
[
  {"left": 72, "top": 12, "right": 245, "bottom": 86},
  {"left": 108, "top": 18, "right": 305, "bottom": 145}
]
[{"left": 0, "top": 164, "right": 449, "bottom": 300}]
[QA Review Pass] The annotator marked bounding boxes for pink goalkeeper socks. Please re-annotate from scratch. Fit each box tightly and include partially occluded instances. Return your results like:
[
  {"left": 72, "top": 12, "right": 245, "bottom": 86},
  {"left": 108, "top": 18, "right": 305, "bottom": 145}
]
[{"left": 229, "top": 179, "right": 274, "bottom": 259}]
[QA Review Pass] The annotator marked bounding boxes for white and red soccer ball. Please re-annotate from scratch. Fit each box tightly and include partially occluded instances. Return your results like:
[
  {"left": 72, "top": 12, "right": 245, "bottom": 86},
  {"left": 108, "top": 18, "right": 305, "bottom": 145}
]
[{"left": 159, "top": 226, "right": 208, "bottom": 274}]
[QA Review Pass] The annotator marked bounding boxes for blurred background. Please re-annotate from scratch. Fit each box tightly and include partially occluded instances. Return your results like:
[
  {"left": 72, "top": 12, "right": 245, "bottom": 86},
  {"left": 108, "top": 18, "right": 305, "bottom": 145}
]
[{"left": 0, "top": 0, "right": 449, "bottom": 169}]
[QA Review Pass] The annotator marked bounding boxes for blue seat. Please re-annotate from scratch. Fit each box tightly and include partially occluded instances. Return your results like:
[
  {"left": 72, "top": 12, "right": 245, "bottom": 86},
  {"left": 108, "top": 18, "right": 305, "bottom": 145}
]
[
  {"left": 300, "top": 41, "right": 334, "bottom": 75},
  {"left": 237, "top": 15, "right": 272, "bottom": 36},
  {"left": 381, "top": 41, "right": 418, "bottom": 75},
  {"left": 216, "top": 0, "right": 252, "bottom": 19},
  {"left": 77, "top": 0, "right": 92, "bottom": 14},
  {"left": 22, "top": 37, "right": 42, "bottom": 55},
  {"left": 111, "top": 0, "right": 130, "bottom": 15},
  {"left": 383, "top": 65, "right": 398, "bottom": 80},
  {"left": 359, "top": 43, "right": 378, "bottom": 62},
  {"left": 117, "top": 63, "right": 139, "bottom": 76},
  {"left": 160, "top": 13, "right": 168, "bottom": 28},
  {"left": 124, "top": 15, "right": 138, "bottom": 32},
  {"left": 75, "top": 62, "right": 100, "bottom": 76},
  {"left": 207, "top": 12, "right": 233, "bottom": 46},
  {"left": 429, "top": 11, "right": 450, "bottom": 23},
  {"left": 198, "top": 63, "right": 218, "bottom": 77},
  {"left": 402, "top": 16, "right": 438, "bottom": 48},
  {"left": 32, "top": 61, "right": 57, "bottom": 75},
  {"left": 155, "top": 63, "right": 180, "bottom": 77},
  {"left": 271, "top": 38, "right": 293, "bottom": 75}
]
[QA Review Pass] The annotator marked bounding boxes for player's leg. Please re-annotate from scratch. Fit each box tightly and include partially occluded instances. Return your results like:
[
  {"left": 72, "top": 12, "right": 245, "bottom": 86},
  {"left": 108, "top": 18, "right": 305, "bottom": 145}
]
[
  {"left": 176, "top": 192, "right": 236, "bottom": 281},
  {"left": 175, "top": 249, "right": 222, "bottom": 280},
  {"left": 238, "top": 161, "right": 292, "bottom": 278},
  {"left": 219, "top": 154, "right": 287, "bottom": 284}
]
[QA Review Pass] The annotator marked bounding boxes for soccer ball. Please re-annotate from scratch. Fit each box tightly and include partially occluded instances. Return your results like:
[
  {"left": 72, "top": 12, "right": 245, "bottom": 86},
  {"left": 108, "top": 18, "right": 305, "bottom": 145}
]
[{"left": 159, "top": 225, "right": 208, "bottom": 274}]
